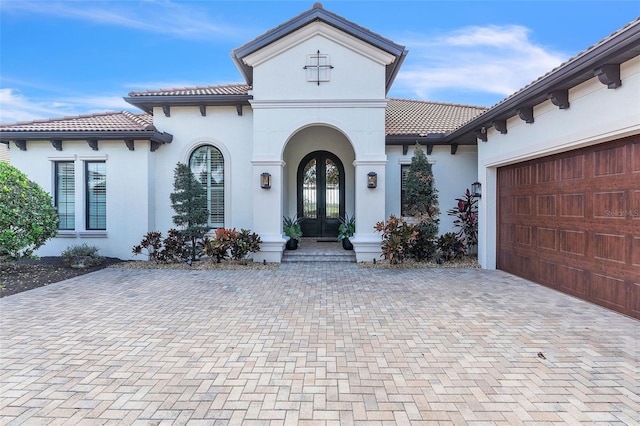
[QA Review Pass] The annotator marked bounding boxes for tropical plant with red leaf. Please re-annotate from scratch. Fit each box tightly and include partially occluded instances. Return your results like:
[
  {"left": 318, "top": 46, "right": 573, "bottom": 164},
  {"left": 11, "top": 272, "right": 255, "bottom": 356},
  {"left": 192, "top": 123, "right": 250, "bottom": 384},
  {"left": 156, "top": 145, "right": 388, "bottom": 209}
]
[
  {"left": 374, "top": 214, "right": 418, "bottom": 264},
  {"left": 447, "top": 188, "right": 478, "bottom": 253}
]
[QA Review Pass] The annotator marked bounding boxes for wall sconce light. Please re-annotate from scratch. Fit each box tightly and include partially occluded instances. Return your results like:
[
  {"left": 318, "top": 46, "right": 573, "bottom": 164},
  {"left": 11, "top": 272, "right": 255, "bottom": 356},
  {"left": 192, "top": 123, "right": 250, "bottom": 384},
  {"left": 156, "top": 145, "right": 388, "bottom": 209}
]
[
  {"left": 260, "top": 172, "right": 271, "bottom": 189},
  {"left": 471, "top": 181, "right": 482, "bottom": 198},
  {"left": 367, "top": 171, "right": 377, "bottom": 188}
]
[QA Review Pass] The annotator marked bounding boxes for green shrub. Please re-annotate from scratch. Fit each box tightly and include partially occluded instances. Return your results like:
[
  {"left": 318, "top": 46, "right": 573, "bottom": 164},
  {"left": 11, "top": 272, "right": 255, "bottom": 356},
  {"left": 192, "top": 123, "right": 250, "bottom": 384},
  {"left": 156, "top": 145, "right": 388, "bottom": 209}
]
[
  {"left": 61, "top": 244, "right": 103, "bottom": 268},
  {"left": 0, "top": 163, "right": 59, "bottom": 259},
  {"left": 437, "top": 232, "right": 465, "bottom": 261},
  {"left": 374, "top": 214, "right": 417, "bottom": 264},
  {"left": 410, "top": 218, "right": 438, "bottom": 261}
]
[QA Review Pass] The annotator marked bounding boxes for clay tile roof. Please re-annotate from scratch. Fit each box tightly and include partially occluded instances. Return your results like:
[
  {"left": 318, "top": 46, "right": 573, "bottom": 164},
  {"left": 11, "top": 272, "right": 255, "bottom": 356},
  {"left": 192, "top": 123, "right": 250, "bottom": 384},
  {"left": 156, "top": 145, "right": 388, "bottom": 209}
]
[
  {"left": 0, "top": 111, "right": 156, "bottom": 132},
  {"left": 128, "top": 83, "right": 251, "bottom": 97},
  {"left": 386, "top": 98, "right": 488, "bottom": 136}
]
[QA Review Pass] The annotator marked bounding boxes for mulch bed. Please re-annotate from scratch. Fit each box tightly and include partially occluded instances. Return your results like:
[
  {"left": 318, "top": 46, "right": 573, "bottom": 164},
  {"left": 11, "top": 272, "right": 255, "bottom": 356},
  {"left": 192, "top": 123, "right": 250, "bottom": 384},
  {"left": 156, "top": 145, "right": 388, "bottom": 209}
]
[{"left": 0, "top": 256, "right": 123, "bottom": 298}]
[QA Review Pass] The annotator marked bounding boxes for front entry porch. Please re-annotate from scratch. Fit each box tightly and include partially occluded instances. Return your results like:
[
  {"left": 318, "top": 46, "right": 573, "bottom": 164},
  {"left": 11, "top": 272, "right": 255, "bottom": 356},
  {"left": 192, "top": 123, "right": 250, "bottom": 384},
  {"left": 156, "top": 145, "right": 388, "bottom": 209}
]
[{"left": 281, "top": 238, "right": 356, "bottom": 263}]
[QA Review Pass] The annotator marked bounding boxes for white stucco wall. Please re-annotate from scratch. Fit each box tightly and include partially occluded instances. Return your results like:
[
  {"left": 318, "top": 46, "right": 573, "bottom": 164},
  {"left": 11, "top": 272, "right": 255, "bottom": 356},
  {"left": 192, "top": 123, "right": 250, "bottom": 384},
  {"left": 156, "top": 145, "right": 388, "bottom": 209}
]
[
  {"left": 9, "top": 140, "right": 154, "bottom": 260},
  {"left": 385, "top": 144, "right": 478, "bottom": 235},
  {"left": 477, "top": 55, "right": 640, "bottom": 269},
  {"left": 151, "top": 105, "right": 255, "bottom": 234}
]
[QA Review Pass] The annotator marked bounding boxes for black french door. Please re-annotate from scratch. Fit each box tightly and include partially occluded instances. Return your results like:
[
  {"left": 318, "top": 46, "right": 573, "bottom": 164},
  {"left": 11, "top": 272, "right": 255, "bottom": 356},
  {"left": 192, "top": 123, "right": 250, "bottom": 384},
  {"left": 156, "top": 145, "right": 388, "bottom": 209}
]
[{"left": 297, "top": 151, "right": 345, "bottom": 238}]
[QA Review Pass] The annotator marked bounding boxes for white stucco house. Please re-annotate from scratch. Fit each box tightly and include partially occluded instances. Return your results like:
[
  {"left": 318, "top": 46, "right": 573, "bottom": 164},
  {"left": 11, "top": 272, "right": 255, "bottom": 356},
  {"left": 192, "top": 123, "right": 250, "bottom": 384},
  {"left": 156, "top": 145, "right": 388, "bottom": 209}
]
[{"left": 1, "top": 5, "right": 638, "bottom": 317}]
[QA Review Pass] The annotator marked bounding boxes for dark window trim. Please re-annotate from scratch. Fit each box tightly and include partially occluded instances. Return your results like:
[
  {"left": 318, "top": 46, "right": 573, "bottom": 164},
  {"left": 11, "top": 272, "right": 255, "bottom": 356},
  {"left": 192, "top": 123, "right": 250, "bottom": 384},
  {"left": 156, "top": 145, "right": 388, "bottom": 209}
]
[{"left": 85, "top": 161, "right": 106, "bottom": 231}]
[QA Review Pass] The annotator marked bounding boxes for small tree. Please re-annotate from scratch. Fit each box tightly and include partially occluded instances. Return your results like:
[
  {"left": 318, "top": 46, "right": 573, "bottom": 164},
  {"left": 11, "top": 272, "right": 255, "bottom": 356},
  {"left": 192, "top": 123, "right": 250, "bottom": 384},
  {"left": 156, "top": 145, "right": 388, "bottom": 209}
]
[
  {"left": 170, "top": 163, "right": 209, "bottom": 260},
  {"left": 404, "top": 144, "right": 440, "bottom": 221},
  {"left": 0, "top": 163, "right": 59, "bottom": 259},
  {"left": 404, "top": 144, "right": 440, "bottom": 260}
]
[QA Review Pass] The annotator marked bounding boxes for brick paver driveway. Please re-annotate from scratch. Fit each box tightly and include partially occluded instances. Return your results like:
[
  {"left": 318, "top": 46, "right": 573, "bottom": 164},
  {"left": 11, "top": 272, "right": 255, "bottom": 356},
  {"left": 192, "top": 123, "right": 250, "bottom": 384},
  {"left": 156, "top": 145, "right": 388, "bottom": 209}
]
[{"left": 1, "top": 264, "right": 638, "bottom": 424}]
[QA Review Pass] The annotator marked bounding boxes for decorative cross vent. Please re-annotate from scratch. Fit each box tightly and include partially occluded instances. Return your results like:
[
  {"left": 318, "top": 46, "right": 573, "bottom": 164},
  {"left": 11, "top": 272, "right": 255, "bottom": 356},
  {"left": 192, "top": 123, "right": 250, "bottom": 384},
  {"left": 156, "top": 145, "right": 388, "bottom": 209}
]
[{"left": 303, "top": 50, "right": 334, "bottom": 85}]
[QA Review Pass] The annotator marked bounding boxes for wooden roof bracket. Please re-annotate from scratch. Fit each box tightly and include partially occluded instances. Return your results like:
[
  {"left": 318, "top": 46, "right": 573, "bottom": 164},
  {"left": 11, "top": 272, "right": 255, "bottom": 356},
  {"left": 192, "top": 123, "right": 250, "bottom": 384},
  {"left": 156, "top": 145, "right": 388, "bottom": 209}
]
[
  {"left": 594, "top": 64, "right": 621, "bottom": 89},
  {"left": 517, "top": 107, "right": 534, "bottom": 124},
  {"left": 548, "top": 89, "right": 570, "bottom": 109},
  {"left": 493, "top": 119, "right": 507, "bottom": 134}
]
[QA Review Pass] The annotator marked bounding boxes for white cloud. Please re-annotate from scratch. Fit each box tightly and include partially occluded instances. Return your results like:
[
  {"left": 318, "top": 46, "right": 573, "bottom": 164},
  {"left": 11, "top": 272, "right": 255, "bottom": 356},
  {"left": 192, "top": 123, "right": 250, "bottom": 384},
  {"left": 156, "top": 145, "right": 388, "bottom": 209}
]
[
  {"left": 0, "top": 88, "right": 132, "bottom": 124},
  {"left": 393, "top": 25, "right": 568, "bottom": 105},
  {"left": 0, "top": 0, "right": 241, "bottom": 40}
]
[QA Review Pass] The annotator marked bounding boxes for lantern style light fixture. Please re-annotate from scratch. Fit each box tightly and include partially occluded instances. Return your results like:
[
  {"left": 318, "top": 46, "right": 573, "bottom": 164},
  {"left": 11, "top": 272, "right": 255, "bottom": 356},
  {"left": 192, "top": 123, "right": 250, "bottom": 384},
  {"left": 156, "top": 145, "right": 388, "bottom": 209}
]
[
  {"left": 367, "top": 171, "right": 377, "bottom": 188},
  {"left": 260, "top": 172, "right": 271, "bottom": 189},
  {"left": 471, "top": 181, "right": 482, "bottom": 198}
]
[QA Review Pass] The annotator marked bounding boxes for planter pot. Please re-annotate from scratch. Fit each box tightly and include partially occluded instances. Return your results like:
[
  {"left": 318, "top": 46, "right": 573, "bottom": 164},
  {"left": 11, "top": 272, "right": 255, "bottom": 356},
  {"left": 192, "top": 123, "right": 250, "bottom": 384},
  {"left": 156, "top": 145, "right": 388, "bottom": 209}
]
[
  {"left": 341, "top": 238, "right": 353, "bottom": 250},
  {"left": 286, "top": 238, "right": 299, "bottom": 250}
]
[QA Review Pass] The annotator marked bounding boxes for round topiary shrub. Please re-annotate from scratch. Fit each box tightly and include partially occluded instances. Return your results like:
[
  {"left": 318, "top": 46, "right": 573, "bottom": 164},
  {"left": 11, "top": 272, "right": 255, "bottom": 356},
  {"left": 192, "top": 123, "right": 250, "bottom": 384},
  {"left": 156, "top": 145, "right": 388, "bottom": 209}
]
[{"left": 0, "top": 163, "right": 59, "bottom": 259}]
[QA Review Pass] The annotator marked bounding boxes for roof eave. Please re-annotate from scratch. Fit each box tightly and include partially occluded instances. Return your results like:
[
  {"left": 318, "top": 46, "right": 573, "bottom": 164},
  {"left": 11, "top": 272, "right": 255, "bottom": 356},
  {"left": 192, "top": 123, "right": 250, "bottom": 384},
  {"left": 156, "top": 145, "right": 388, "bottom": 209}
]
[
  {"left": 447, "top": 20, "right": 640, "bottom": 144},
  {"left": 124, "top": 94, "right": 253, "bottom": 114},
  {"left": 386, "top": 133, "right": 476, "bottom": 146},
  {"left": 0, "top": 130, "right": 173, "bottom": 144}
]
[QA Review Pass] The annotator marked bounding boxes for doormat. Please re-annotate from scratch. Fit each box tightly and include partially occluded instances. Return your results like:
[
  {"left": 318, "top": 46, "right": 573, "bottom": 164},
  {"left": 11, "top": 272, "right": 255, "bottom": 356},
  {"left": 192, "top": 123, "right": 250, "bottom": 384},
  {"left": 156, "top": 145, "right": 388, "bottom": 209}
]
[{"left": 316, "top": 239, "right": 337, "bottom": 242}]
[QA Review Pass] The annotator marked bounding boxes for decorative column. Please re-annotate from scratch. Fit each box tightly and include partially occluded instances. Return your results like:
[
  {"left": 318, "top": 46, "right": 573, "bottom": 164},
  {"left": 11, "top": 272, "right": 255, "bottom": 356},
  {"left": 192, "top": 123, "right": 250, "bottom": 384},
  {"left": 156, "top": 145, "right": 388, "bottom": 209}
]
[
  {"left": 350, "top": 159, "right": 386, "bottom": 262},
  {"left": 251, "top": 160, "right": 287, "bottom": 263}
]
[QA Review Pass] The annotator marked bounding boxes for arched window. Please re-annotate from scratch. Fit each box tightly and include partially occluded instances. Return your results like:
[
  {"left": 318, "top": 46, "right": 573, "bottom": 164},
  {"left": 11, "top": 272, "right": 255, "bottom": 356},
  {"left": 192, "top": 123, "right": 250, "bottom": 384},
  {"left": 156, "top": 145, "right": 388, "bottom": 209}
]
[{"left": 189, "top": 145, "right": 224, "bottom": 228}]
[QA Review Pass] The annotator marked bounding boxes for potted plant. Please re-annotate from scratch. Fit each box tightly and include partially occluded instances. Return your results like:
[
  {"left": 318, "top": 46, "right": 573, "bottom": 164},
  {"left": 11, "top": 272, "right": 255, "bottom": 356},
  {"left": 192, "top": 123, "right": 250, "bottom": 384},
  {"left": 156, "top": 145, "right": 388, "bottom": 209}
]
[
  {"left": 283, "top": 215, "right": 303, "bottom": 250},
  {"left": 337, "top": 214, "right": 355, "bottom": 250}
]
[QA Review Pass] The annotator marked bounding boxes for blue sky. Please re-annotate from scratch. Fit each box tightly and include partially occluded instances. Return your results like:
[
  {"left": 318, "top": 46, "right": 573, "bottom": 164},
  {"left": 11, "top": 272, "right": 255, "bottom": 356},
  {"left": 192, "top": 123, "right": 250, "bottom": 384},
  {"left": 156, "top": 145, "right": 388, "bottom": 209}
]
[{"left": 1, "top": 0, "right": 638, "bottom": 123}]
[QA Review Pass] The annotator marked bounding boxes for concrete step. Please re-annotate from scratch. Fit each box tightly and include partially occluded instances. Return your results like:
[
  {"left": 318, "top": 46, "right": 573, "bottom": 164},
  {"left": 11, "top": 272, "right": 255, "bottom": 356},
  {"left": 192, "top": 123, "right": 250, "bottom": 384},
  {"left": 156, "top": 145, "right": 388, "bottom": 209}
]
[
  {"left": 282, "top": 240, "right": 356, "bottom": 263},
  {"left": 282, "top": 252, "right": 356, "bottom": 263}
]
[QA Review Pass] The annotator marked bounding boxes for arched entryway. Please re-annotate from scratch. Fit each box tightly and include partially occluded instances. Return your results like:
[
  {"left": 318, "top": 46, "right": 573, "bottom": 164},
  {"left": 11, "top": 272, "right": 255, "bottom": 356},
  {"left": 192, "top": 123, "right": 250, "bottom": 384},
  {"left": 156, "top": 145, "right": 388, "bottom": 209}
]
[{"left": 297, "top": 150, "right": 345, "bottom": 238}]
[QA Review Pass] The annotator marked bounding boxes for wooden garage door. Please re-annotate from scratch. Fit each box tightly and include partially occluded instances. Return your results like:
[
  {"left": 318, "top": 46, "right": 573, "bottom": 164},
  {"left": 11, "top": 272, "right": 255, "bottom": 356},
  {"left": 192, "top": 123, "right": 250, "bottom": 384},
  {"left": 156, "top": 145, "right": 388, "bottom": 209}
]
[{"left": 497, "top": 135, "right": 640, "bottom": 319}]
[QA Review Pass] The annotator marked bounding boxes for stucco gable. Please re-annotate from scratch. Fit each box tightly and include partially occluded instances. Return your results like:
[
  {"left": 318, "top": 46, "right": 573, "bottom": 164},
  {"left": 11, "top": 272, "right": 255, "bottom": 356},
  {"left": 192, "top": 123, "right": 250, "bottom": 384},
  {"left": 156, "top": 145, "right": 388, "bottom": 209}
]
[{"left": 232, "top": 3, "right": 407, "bottom": 94}]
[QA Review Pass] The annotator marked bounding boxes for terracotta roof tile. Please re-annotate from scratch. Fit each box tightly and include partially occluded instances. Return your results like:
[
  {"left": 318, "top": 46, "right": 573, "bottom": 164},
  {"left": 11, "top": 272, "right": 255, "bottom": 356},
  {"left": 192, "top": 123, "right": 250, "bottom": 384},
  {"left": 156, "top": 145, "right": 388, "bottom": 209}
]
[
  {"left": 0, "top": 111, "right": 155, "bottom": 132},
  {"left": 386, "top": 98, "right": 488, "bottom": 136},
  {"left": 128, "top": 83, "right": 251, "bottom": 97},
  {"left": 1, "top": 91, "right": 487, "bottom": 138}
]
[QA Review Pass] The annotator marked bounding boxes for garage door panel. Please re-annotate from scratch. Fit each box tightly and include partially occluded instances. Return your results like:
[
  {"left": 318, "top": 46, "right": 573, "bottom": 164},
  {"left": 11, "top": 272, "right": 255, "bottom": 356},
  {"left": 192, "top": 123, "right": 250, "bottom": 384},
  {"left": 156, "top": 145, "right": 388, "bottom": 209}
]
[
  {"left": 537, "top": 228, "right": 557, "bottom": 251},
  {"left": 632, "top": 140, "right": 640, "bottom": 172},
  {"left": 631, "top": 282, "right": 640, "bottom": 318},
  {"left": 559, "top": 230, "right": 587, "bottom": 256},
  {"left": 593, "top": 233, "right": 627, "bottom": 263},
  {"left": 591, "top": 274, "right": 626, "bottom": 311},
  {"left": 560, "top": 193, "right": 585, "bottom": 217},
  {"left": 498, "top": 135, "right": 640, "bottom": 319},
  {"left": 593, "top": 145, "right": 626, "bottom": 176},
  {"left": 558, "top": 265, "right": 588, "bottom": 297}
]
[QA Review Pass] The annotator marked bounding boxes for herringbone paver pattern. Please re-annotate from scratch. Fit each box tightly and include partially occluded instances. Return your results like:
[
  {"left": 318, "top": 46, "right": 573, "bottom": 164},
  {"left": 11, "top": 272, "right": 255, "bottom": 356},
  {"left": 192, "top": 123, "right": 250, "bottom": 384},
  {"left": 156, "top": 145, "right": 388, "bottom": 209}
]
[{"left": 1, "top": 264, "right": 638, "bottom": 425}]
